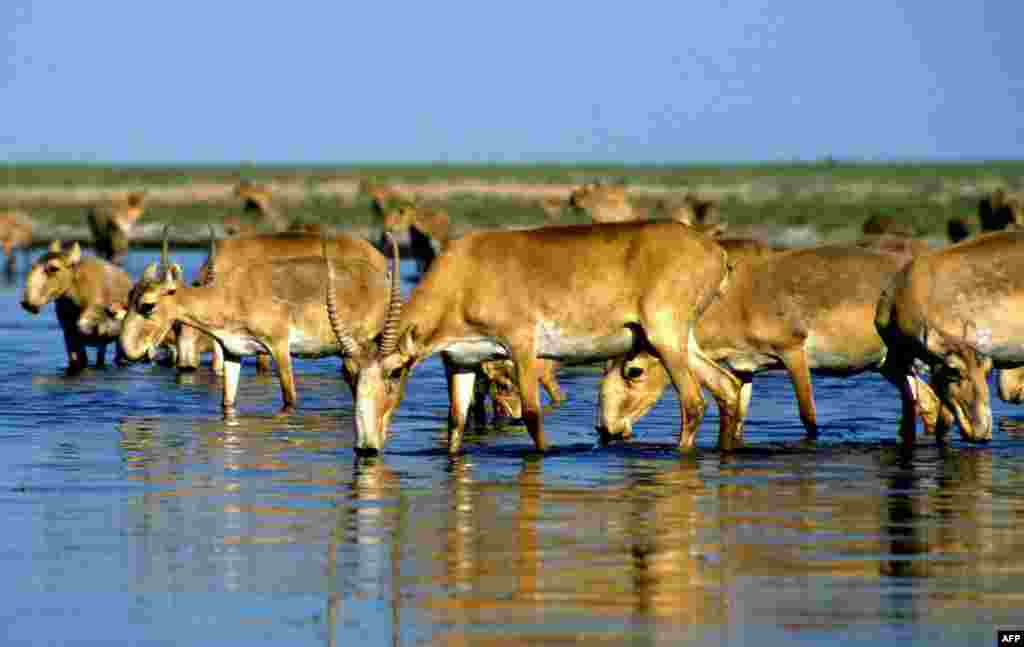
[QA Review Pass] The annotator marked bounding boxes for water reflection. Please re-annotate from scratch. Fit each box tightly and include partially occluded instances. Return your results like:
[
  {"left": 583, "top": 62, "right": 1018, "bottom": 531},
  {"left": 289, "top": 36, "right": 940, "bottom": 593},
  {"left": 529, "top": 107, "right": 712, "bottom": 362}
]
[{"left": 24, "top": 410, "right": 1024, "bottom": 645}]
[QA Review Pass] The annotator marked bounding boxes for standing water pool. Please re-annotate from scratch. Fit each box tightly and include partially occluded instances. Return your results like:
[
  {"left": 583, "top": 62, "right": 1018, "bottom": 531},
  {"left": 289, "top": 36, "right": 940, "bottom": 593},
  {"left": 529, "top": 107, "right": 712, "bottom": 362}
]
[{"left": 1, "top": 249, "right": 1023, "bottom": 646}]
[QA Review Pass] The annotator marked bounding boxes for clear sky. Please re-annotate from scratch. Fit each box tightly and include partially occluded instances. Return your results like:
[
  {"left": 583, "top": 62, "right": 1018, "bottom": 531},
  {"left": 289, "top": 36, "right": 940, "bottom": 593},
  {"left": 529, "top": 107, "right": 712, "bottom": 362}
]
[{"left": 2, "top": 1, "right": 1021, "bottom": 164}]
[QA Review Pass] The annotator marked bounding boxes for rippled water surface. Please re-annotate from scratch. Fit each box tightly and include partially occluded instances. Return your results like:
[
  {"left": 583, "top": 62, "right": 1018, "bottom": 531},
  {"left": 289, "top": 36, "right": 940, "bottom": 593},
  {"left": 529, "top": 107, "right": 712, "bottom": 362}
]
[{"left": 3, "top": 249, "right": 1024, "bottom": 646}]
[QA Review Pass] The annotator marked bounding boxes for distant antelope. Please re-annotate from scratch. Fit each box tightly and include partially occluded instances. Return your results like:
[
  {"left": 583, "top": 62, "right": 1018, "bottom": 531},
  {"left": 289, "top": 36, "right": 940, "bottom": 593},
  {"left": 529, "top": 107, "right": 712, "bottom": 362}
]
[
  {"left": 568, "top": 182, "right": 643, "bottom": 223},
  {"left": 233, "top": 180, "right": 289, "bottom": 231},
  {"left": 0, "top": 210, "right": 34, "bottom": 275},
  {"left": 382, "top": 202, "right": 451, "bottom": 274},
  {"left": 661, "top": 194, "right": 721, "bottom": 227},
  {"left": 86, "top": 191, "right": 146, "bottom": 265}
]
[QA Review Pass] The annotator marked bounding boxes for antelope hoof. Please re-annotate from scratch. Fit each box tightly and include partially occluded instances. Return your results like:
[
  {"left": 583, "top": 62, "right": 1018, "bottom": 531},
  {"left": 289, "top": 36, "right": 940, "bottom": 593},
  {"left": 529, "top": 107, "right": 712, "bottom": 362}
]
[
  {"left": 677, "top": 436, "right": 698, "bottom": 453},
  {"left": 799, "top": 435, "right": 819, "bottom": 450},
  {"left": 275, "top": 405, "right": 296, "bottom": 419},
  {"left": 719, "top": 436, "right": 744, "bottom": 453},
  {"left": 595, "top": 426, "right": 630, "bottom": 445}
]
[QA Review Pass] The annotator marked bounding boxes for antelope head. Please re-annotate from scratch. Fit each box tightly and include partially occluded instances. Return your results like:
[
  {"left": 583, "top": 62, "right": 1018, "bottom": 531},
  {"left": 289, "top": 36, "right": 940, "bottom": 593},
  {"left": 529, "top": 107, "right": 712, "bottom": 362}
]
[
  {"left": 596, "top": 351, "right": 668, "bottom": 440},
  {"left": 932, "top": 346, "right": 994, "bottom": 443},
  {"left": 21, "top": 240, "right": 82, "bottom": 314},
  {"left": 929, "top": 321, "right": 994, "bottom": 443},
  {"left": 480, "top": 360, "right": 524, "bottom": 421},
  {"left": 325, "top": 233, "right": 411, "bottom": 455},
  {"left": 119, "top": 227, "right": 184, "bottom": 361}
]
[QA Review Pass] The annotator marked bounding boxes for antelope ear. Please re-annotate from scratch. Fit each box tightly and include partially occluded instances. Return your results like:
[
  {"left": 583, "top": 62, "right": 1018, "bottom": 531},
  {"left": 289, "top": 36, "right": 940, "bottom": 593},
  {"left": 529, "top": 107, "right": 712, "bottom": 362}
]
[
  {"left": 67, "top": 242, "right": 82, "bottom": 265},
  {"left": 141, "top": 262, "right": 161, "bottom": 282},
  {"left": 48, "top": 239, "right": 63, "bottom": 253}
]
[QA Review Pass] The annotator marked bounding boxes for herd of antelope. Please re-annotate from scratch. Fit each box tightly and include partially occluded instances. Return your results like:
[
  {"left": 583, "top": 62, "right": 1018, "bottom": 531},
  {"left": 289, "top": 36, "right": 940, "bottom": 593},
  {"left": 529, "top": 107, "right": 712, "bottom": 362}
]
[{"left": 11, "top": 180, "right": 1024, "bottom": 456}]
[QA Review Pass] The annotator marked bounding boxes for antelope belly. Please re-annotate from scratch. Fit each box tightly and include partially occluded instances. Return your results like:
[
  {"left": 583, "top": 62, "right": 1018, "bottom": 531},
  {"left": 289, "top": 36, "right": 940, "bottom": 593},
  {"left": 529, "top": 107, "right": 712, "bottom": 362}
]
[
  {"left": 536, "top": 322, "right": 637, "bottom": 364},
  {"left": 217, "top": 332, "right": 265, "bottom": 356},
  {"left": 288, "top": 326, "right": 332, "bottom": 358},
  {"left": 443, "top": 339, "right": 509, "bottom": 367}
]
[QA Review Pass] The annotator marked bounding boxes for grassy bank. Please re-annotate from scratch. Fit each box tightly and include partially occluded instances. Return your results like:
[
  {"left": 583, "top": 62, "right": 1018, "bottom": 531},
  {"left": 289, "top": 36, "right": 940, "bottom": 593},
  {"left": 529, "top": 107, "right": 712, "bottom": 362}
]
[
  {"left": 4, "top": 160, "right": 1024, "bottom": 187},
  {"left": 2, "top": 161, "right": 1021, "bottom": 239}
]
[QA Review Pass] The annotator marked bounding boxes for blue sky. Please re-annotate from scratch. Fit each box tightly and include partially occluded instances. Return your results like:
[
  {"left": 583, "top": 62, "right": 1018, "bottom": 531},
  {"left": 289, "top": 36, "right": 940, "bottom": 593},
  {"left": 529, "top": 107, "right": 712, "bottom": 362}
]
[{"left": 2, "top": 1, "right": 1021, "bottom": 164}]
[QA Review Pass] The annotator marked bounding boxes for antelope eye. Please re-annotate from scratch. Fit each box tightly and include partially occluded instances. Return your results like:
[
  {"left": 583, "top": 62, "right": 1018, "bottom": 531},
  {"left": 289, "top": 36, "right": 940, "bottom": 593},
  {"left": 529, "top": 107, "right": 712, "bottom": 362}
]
[
  {"left": 44, "top": 265, "right": 59, "bottom": 276},
  {"left": 138, "top": 302, "right": 157, "bottom": 317},
  {"left": 388, "top": 368, "right": 403, "bottom": 381},
  {"left": 625, "top": 366, "right": 644, "bottom": 380}
]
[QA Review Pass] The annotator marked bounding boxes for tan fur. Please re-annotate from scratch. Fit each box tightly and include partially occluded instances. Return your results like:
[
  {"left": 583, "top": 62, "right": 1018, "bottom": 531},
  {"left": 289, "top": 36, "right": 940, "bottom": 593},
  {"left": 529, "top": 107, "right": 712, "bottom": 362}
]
[
  {"left": 716, "top": 238, "right": 775, "bottom": 266},
  {"left": 21, "top": 241, "right": 133, "bottom": 373},
  {"left": 998, "top": 366, "right": 1024, "bottom": 404},
  {"left": 568, "top": 182, "right": 644, "bottom": 223},
  {"left": 876, "top": 230, "right": 1024, "bottom": 445},
  {"left": 178, "top": 232, "right": 384, "bottom": 375},
  {"left": 353, "top": 221, "right": 730, "bottom": 455},
  {"left": 599, "top": 245, "right": 943, "bottom": 449},
  {"left": 120, "top": 237, "right": 390, "bottom": 416},
  {"left": 222, "top": 213, "right": 261, "bottom": 238}
]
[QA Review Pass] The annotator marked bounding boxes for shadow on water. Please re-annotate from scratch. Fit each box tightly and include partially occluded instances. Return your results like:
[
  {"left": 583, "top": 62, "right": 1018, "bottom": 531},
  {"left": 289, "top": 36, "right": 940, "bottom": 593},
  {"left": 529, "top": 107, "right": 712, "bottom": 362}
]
[{"left": 4, "top": 250, "right": 1024, "bottom": 645}]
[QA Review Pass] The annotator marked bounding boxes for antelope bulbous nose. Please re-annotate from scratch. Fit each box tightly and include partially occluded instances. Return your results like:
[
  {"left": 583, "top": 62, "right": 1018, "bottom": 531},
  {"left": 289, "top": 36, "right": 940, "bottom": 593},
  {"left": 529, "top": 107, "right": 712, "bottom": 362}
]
[{"left": 20, "top": 300, "right": 39, "bottom": 314}]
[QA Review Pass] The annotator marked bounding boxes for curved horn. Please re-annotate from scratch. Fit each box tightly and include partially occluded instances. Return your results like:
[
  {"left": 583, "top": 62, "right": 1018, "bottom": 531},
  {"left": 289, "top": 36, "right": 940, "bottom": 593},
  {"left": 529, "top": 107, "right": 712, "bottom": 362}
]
[
  {"left": 377, "top": 232, "right": 403, "bottom": 357},
  {"left": 204, "top": 224, "right": 218, "bottom": 286},
  {"left": 321, "top": 232, "right": 362, "bottom": 357},
  {"left": 160, "top": 224, "right": 171, "bottom": 271}
]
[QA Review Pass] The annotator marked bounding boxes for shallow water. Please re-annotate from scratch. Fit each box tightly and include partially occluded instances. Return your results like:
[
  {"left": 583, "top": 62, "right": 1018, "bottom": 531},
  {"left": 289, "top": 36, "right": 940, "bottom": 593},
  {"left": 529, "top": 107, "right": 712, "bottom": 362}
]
[{"left": 3, "top": 249, "right": 1024, "bottom": 646}]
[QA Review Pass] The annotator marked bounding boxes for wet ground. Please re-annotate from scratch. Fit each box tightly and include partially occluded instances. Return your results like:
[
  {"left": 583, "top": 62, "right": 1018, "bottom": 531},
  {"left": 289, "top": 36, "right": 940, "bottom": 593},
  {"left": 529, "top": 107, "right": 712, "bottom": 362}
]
[{"left": 3, "top": 249, "right": 1023, "bottom": 646}]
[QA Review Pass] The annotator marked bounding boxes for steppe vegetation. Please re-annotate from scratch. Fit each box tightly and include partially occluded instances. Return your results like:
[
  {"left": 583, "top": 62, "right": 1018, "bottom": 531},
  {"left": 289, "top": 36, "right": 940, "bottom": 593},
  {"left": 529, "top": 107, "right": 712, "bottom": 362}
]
[{"left": 1, "top": 161, "right": 1022, "bottom": 245}]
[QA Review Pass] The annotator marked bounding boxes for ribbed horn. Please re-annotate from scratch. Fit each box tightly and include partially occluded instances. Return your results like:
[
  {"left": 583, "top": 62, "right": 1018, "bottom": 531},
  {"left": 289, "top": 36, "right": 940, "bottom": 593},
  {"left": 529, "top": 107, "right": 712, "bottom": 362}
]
[
  {"left": 322, "top": 232, "right": 362, "bottom": 357},
  {"left": 378, "top": 232, "right": 403, "bottom": 357},
  {"left": 204, "top": 224, "right": 217, "bottom": 286}
]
